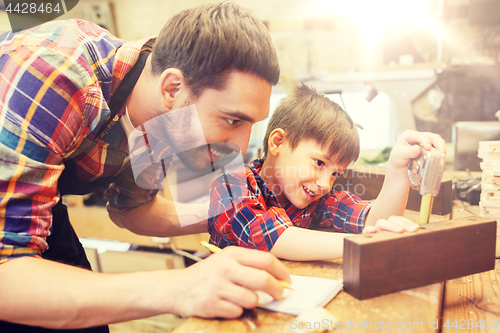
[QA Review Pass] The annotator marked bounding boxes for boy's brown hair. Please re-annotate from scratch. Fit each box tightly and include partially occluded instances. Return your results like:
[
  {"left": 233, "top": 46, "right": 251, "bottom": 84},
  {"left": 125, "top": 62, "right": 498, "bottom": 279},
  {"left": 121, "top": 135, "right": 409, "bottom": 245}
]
[
  {"left": 151, "top": 1, "right": 280, "bottom": 98},
  {"left": 262, "top": 84, "right": 360, "bottom": 167}
]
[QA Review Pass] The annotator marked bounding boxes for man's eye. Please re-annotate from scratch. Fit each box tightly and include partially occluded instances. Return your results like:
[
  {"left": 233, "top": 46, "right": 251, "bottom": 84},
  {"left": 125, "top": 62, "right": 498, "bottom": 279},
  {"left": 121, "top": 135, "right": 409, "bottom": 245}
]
[
  {"left": 226, "top": 119, "right": 240, "bottom": 125},
  {"left": 314, "top": 159, "right": 325, "bottom": 167}
]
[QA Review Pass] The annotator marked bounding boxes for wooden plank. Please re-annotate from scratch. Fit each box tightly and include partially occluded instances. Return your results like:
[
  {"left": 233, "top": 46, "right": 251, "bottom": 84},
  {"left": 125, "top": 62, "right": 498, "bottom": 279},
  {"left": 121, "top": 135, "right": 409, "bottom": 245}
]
[
  {"left": 333, "top": 166, "right": 453, "bottom": 215},
  {"left": 450, "top": 201, "right": 500, "bottom": 258},
  {"left": 173, "top": 260, "right": 443, "bottom": 333},
  {"left": 343, "top": 217, "right": 497, "bottom": 300},
  {"left": 441, "top": 260, "right": 500, "bottom": 333}
]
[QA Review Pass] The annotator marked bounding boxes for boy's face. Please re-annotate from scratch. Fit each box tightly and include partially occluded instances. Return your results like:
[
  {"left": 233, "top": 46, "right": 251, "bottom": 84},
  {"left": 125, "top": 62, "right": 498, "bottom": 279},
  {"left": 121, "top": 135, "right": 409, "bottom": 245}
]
[{"left": 266, "top": 139, "right": 344, "bottom": 209}]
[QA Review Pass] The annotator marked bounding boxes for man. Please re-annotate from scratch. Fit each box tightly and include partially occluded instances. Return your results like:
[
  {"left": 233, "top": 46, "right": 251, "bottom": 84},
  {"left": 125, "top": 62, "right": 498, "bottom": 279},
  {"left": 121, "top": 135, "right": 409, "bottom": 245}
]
[{"left": 0, "top": 2, "right": 291, "bottom": 332}]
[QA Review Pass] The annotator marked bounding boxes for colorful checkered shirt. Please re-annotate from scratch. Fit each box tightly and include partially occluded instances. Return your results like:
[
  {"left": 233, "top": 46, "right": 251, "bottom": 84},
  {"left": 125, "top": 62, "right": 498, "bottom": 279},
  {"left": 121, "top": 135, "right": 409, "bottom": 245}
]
[
  {"left": 0, "top": 20, "right": 164, "bottom": 264},
  {"left": 208, "top": 159, "right": 372, "bottom": 251}
]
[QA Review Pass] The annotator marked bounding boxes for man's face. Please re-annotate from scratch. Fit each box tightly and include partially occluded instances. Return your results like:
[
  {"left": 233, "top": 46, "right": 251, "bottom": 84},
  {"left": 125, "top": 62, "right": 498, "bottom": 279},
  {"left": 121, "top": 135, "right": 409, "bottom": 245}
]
[{"left": 170, "top": 71, "right": 272, "bottom": 172}]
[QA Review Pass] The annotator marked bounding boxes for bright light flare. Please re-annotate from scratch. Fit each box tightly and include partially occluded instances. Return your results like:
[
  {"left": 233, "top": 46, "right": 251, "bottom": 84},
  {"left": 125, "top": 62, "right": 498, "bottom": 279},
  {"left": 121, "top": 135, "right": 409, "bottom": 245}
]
[{"left": 317, "top": 0, "right": 439, "bottom": 47}]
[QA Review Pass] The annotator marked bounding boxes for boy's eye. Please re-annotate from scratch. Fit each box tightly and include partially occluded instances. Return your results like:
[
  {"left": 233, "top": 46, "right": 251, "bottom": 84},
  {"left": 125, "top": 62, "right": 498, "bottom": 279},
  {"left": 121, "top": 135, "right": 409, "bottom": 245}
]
[
  {"left": 226, "top": 119, "right": 240, "bottom": 125},
  {"left": 314, "top": 159, "right": 325, "bottom": 167},
  {"left": 332, "top": 171, "right": 340, "bottom": 178}
]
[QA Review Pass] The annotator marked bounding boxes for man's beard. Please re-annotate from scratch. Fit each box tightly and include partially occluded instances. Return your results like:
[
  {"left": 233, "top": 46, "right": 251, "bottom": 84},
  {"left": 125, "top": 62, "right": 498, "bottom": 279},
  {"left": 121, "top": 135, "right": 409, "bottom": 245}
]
[
  {"left": 176, "top": 143, "right": 238, "bottom": 174},
  {"left": 150, "top": 99, "right": 238, "bottom": 173}
]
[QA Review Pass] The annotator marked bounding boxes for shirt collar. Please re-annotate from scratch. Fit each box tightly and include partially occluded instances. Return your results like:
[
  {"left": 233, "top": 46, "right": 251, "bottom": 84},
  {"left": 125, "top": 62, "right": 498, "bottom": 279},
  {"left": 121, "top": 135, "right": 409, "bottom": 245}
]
[
  {"left": 119, "top": 106, "right": 135, "bottom": 138},
  {"left": 248, "top": 159, "right": 293, "bottom": 209},
  {"left": 112, "top": 37, "right": 156, "bottom": 117}
]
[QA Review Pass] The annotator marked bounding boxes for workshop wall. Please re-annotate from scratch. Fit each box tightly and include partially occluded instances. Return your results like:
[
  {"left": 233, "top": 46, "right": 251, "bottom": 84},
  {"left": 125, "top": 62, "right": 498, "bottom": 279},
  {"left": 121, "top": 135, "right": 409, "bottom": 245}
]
[
  {"left": 2, "top": 0, "right": 498, "bottom": 78},
  {"left": 98, "top": 0, "right": 499, "bottom": 75},
  {"left": 68, "top": 1, "right": 500, "bottom": 140},
  {"left": 2, "top": 0, "right": 499, "bottom": 140}
]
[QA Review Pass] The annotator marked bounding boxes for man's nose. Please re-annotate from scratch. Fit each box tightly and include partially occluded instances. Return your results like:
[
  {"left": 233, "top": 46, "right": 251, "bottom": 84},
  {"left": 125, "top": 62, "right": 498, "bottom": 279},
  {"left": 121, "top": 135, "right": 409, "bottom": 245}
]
[{"left": 232, "top": 128, "right": 251, "bottom": 154}]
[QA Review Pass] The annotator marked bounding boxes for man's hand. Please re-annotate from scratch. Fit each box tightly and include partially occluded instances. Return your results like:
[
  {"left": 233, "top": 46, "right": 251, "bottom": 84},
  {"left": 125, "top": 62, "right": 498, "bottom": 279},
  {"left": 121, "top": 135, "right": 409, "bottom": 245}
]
[
  {"left": 363, "top": 216, "right": 419, "bottom": 234},
  {"left": 171, "top": 246, "right": 291, "bottom": 318},
  {"left": 0, "top": 248, "right": 290, "bottom": 328}
]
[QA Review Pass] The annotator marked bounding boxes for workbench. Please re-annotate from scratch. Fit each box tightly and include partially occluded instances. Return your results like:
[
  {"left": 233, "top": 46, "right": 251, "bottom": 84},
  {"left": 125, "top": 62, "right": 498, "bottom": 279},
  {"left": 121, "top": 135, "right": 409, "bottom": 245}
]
[
  {"left": 172, "top": 204, "right": 500, "bottom": 333},
  {"left": 67, "top": 197, "right": 500, "bottom": 332}
]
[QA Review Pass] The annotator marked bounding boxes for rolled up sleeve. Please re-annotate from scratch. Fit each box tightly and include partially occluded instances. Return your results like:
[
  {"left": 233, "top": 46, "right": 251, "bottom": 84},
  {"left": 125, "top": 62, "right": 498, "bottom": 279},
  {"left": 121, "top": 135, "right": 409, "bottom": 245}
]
[{"left": 315, "top": 190, "right": 373, "bottom": 234}]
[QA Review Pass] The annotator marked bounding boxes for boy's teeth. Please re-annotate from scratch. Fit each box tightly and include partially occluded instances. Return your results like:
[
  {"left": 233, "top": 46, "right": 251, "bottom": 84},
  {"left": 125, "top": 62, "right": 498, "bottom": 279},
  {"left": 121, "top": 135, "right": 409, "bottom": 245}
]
[
  {"left": 210, "top": 148, "right": 222, "bottom": 157},
  {"left": 303, "top": 185, "right": 315, "bottom": 197}
]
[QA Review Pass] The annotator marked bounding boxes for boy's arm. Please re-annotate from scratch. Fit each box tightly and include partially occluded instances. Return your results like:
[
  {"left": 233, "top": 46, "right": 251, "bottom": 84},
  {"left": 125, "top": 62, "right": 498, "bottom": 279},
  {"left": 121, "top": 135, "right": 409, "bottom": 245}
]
[
  {"left": 272, "top": 191, "right": 369, "bottom": 261},
  {"left": 270, "top": 227, "right": 349, "bottom": 260},
  {"left": 208, "top": 174, "right": 347, "bottom": 260},
  {"left": 364, "top": 130, "right": 446, "bottom": 230}
]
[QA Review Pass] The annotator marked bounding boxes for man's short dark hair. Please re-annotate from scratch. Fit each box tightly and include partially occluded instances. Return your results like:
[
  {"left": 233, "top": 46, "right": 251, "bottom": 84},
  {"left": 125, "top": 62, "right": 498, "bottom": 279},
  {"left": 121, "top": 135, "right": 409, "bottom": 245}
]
[
  {"left": 262, "top": 84, "right": 360, "bottom": 167},
  {"left": 151, "top": 1, "right": 280, "bottom": 98}
]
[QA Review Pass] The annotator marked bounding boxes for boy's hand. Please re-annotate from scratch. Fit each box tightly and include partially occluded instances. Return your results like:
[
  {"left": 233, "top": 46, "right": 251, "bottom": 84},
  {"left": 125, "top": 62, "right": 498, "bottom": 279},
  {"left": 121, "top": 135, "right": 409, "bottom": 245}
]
[
  {"left": 388, "top": 130, "right": 446, "bottom": 171},
  {"left": 363, "top": 216, "right": 419, "bottom": 234},
  {"left": 364, "top": 130, "right": 444, "bottom": 229}
]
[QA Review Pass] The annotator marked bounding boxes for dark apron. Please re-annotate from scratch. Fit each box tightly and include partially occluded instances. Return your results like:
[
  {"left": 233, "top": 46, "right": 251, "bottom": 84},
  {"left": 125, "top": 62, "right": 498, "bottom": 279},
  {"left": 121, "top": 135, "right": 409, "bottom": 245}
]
[{"left": 0, "top": 52, "right": 150, "bottom": 333}]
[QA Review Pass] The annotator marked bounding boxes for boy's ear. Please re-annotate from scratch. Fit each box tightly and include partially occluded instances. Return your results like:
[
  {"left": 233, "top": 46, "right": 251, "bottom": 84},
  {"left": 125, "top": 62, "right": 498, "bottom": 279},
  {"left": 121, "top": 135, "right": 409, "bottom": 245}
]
[
  {"left": 158, "top": 68, "right": 185, "bottom": 109},
  {"left": 268, "top": 128, "right": 286, "bottom": 156}
]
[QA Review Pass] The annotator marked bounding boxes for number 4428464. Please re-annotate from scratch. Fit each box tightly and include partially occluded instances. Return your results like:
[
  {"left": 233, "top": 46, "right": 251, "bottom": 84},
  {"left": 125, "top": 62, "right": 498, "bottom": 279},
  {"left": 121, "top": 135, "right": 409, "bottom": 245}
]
[
  {"left": 5, "top": 2, "right": 62, "bottom": 14},
  {"left": 443, "top": 319, "right": 498, "bottom": 330}
]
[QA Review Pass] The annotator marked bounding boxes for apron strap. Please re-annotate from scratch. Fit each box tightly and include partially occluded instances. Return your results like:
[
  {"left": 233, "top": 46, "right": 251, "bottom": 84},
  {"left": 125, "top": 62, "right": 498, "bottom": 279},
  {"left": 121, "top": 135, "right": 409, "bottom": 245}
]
[
  {"left": 58, "top": 51, "right": 151, "bottom": 196},
  {"left": 96, "top": 51, "right": 151, "bottom": 138},
  {"left": 41, "top": 200, "right": 92, "bottom": 269}
]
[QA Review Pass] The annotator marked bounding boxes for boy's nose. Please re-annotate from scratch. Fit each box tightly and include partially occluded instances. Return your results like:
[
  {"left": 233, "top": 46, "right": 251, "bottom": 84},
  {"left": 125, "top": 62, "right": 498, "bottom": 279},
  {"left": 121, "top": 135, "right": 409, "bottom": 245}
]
[{"left": 315, "top": 176, "right": 331, "bottom": 189}]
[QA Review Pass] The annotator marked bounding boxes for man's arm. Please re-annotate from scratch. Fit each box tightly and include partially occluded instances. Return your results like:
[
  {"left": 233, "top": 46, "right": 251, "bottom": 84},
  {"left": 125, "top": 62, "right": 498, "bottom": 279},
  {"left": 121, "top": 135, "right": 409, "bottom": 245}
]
[
  {"left": 0, "top": 247, "right": 290, "bottom": 328},
  {"left": 108, "top": 194, "right": 209, "bottom": 237}
]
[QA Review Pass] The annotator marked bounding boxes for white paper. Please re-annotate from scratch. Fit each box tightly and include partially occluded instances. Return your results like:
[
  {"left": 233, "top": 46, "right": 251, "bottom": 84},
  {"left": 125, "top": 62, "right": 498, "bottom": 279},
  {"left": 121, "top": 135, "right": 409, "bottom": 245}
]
[{"left": 257, "top": 275, "right": 343, "bottom": 316}]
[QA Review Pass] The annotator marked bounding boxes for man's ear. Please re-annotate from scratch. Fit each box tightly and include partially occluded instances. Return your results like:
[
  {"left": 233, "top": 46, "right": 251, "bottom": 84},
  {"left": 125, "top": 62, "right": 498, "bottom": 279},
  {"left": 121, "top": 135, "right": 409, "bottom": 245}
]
[
  {"left": 268, "top": 128, "right": 286, "bottom": 156},
  {"left": 158, "top": 68, "right": 185, "bottom": 109}
]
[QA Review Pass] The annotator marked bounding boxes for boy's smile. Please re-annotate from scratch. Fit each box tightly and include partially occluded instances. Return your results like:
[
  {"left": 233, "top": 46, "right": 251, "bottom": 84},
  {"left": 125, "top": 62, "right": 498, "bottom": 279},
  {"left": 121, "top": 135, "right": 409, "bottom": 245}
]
[
  {"left": 302, "top": 184, "right": 317, "bottom": 200},
  {"left": 260, "top": 135, "right": 344, "bottom": 209}
]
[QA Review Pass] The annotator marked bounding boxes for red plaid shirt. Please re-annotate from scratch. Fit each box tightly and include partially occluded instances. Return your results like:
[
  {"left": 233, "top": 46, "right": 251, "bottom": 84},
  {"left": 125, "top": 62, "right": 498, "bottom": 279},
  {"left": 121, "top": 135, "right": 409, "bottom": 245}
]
[
  {"left": 0, "top": 20, "right": 165, "bottom": 263},
  {"left": 208, "top": 159, "right": 372, "bottom": 251}
]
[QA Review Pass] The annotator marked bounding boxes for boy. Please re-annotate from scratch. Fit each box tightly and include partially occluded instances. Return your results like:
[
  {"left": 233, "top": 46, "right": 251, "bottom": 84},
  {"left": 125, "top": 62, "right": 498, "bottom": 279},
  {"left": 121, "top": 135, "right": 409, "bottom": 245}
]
[{"left": 208, "top": 84, "right": 446, "bottom": 261}]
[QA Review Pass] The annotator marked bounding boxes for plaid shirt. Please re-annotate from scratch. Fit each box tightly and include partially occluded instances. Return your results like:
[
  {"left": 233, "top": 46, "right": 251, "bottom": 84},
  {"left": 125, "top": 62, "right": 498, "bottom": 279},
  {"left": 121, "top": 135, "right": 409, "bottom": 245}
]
[
  {"left": 0, "top": 20, "right": 165, "bottom": 264},
  {"left": 208, "top": 159, "right": 372, "bottom": 251}
]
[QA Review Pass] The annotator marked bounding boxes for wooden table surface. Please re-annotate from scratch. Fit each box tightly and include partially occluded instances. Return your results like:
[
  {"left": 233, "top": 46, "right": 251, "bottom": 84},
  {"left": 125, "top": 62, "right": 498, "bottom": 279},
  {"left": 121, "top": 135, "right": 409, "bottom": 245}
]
[
  {"left": 173, "top": 203, "right": 500, "bottom": 333},
  {"left": 174, "top": 260, "right": 445, "bottom": 333},
  {"left": 67, "top": 197, "right": 500, "bottom": 332},
  {"left": 442, "top": 261, "right": 500, "bottom": 333}
]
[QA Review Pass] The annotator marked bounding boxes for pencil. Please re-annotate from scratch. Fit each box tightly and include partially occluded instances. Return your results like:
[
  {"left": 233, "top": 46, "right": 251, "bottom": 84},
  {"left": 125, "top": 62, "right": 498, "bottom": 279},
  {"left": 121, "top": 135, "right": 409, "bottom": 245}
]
[
  {"left": 200, "top": 240, "right": 222, "bottom": 253},
  {"left": 200, "top": 241, "right": 293, "bottom": 290}
]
